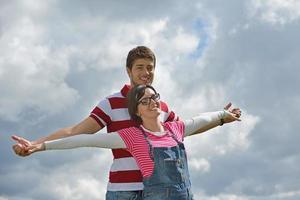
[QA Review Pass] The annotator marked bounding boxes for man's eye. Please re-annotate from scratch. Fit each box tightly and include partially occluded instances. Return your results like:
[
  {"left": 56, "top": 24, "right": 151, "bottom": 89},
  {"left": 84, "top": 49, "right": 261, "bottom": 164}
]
[{"left": 147, "top": 66, "right": 154, "bottom": 71}]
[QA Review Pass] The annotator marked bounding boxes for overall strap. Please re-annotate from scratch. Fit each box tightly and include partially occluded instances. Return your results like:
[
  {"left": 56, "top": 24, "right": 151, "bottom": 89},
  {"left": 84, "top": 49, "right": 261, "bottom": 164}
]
[
  {"left": 139, "top": 125, "right": 183, "bottom": 161},
  {"left": 139, "top": 127, "right": 155, "bottom": 161},
  {"left": 165, "top": 126, "right": 182, "bottom": 145}
]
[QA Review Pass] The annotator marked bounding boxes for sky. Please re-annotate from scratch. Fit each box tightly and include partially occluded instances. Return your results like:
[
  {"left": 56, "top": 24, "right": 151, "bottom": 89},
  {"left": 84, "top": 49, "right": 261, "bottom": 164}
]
[{"left": 1, "top": 0, "right": 300, "bottom": 199}]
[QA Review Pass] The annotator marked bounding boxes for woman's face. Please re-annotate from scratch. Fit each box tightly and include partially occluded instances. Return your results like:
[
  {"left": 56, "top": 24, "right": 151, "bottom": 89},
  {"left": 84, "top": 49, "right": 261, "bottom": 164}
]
[{"left": 136, "top": 88, "right": 161, "bottom": 120}]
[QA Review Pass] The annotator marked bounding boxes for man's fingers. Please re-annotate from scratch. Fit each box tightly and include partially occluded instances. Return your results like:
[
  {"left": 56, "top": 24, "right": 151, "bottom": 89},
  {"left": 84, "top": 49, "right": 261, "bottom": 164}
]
[
  {"left": 11, "top": 135, "right": 22, "bottom": 142},
  {"left": 224, "top": 102, "right": 232, "bottom": 110},
  {"left": 13, "top": 144, "right": 22, "bottom": 154},
  {"left": 11, "top": 135, "right": 30, "bottom": 147}
]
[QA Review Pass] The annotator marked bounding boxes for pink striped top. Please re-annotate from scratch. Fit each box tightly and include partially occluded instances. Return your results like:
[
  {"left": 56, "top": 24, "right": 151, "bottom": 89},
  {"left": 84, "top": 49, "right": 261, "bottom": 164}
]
[{"left": 118, "top": 121, "right": 185, "bottom": 178}]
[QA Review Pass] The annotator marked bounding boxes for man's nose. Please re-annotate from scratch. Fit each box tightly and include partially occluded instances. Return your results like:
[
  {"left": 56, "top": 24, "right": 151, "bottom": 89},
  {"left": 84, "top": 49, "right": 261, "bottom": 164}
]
[{"left": 142, "top": 68, "right": 150, "bottom": 75}]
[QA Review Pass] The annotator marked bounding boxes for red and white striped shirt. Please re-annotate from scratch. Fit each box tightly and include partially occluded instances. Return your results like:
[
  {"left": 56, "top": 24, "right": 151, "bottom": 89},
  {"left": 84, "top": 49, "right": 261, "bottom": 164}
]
[
  {"left": 118, "top": 121, "right": 185, "bottom": 178},
  {"left": 89, "top": 84, "right": 178, "bottom": 191}
]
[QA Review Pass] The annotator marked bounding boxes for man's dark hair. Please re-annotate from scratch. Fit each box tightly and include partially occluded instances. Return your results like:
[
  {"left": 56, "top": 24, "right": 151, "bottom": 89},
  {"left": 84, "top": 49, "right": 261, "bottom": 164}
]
[
  {"left": 127, "top": 84, "right": 157, "bottom": 124},
  {"left": 126, "top": 46, "right": 156, "bottom": 69}
]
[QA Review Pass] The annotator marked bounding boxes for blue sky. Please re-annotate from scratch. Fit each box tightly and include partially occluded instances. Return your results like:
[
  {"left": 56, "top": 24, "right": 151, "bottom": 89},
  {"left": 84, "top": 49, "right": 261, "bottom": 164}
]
[{"left": 1, "top": 0, "right": 300, "bottom": 199}]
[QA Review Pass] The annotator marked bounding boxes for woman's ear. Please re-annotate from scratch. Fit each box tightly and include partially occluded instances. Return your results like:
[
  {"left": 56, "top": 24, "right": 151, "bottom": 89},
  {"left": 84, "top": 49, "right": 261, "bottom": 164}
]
[
  {"left": 136, "top": 107, "right": 142, "bottom": 117},
  {"left": 136, "top": 111, "right": 141, "bottom": 117}
]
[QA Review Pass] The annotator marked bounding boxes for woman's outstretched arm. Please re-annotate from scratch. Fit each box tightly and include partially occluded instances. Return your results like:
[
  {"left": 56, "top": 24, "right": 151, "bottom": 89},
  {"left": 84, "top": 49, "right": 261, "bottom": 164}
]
[
  {"left": 183, "top": 103, "right": 241, "bottom": 137},
  {"left": 11, "top": 132, "right": 126, "bottom": 154}
]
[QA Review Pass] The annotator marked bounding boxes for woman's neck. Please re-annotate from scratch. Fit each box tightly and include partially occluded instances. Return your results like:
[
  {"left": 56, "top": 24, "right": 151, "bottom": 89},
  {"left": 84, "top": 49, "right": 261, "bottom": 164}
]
[{"left": 141, "top": 118, "right": 164, "bottom": 132}]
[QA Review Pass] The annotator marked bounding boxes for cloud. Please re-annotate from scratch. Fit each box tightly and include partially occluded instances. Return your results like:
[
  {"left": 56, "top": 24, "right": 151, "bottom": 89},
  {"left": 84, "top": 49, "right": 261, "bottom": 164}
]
[
  {"left": 1, "top": 0, "right": 299, "bottom": 200},
  {"left": 189, "top": 158, "right": 211, "bottom": 173},
  {"left": 248, "top": 0, "right": 300, "bottom": 25},
  {"left": 2, "top": 150, "right": 111, "bottom": 200},
  {"left": 1, "top": 0, "right": 207, "bottom": 123},
  {"left": 0, "top": 14, "right": 79, "bottom": 122}
]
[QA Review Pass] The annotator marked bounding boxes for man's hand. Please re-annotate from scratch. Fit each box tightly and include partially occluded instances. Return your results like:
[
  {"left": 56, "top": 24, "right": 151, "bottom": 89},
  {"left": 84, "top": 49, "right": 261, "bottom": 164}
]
[{"left": 223, "top": 102, "right": 242, "bottom": 124}]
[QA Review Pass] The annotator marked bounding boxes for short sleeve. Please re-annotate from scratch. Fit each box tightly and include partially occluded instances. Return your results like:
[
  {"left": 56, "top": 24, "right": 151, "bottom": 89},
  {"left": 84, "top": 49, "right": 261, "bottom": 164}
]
[
  {"left": 89, "top": 98, "right": 112, "bottom": 127},
  {"left": 164, "top": 121, "right": 185, "bottom": 142},
  {"left": 117, "top": 127, "right": 140, "bottom": 153}
]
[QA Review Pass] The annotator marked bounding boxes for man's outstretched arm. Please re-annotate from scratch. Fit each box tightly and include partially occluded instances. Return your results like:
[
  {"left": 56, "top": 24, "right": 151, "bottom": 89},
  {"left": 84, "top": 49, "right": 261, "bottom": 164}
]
[{"left": 12, "top": 117, "right": 103, "bottom": 157}]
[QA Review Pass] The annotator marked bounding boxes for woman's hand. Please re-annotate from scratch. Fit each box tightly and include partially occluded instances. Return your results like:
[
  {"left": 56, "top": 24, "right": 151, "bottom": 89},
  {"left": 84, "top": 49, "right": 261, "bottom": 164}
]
[
  {"left": 11, "top": 135, "right": 45, "bottom": 156},
  {"left": 222, "top": 102, "right": 242, "bottom": 124}
]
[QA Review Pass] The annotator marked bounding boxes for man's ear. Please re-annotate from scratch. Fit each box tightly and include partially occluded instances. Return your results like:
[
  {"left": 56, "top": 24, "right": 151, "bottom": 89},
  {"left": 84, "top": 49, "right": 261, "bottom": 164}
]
[{"left": 126, "top": 67, "right": 131, "bottom": 77}]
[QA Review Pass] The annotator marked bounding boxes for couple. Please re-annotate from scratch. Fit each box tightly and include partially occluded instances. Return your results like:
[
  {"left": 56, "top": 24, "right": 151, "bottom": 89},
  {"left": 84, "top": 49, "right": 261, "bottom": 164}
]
[
  {"left": 12, "top": 84, "right": 241, "bottom": 199},
  {"left": 13, "top": 47, "right": 241, "bottom": 199}
]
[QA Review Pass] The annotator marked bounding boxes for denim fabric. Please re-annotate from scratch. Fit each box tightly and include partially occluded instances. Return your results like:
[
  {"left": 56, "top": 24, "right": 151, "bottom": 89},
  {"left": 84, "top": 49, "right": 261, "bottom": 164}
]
[
  {"left": 106, "top": 190, "right": 142, "bottom": 200},
  {"left": 142, "top": 184, "right": 193, "bottom": 200},
  {"left": 141, "top": 129, "right": 194, "bottom": 200}
]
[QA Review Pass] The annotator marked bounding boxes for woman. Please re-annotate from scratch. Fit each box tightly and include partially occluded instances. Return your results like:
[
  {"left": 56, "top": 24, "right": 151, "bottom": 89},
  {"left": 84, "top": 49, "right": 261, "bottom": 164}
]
[{"left": 12, "top": 85, "right": 241, "bottom": 200}]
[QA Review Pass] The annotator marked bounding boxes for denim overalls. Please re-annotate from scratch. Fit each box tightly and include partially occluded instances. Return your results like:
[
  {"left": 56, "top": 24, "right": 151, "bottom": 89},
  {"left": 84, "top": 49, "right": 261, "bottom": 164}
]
[{"left": 141, "top": 127, "right": 194, "bottom": 200}]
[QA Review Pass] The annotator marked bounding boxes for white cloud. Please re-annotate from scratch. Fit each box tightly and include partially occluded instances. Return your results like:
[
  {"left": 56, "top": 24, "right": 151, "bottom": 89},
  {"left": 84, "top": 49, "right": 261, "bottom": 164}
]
[
  {"left": 0, "top": 19, "right": 78, "bottom": 121},
  {"left": 4, "top": 151, "right": 111, "bottom": 200},
  {"left": 1, "top": 1, "right": 299, "bottom": 200},
  {"left": 219, "top": 112, "right": 260, "bottom": 153},
  {"left": 272, "top": 189, "right": 300, "bottom": 198},
  {"left": 249, "top": 0, "right": 300, "bottom": 25},
  {"left": 184, "top": 111, "right": 259, "bottom": 161},
  {"left": 0, "top": 12, "right": 202, "bottom": 122},
  {"left": 0, "top": 15, "right": 79, "bottom": 121},
  {"left": 171, "top": 83, "right": 228, "bottom": 119},
  {"left": 44, "top": 151, "right": 111, "bottom": 200},
  {"left": 42, "top": 175, "right": 105, "bottom": 200},
  {"left": 195, "top": 193, "right": 250, "bottom": 200},
  {"left": 189, "top": 158, "right": 211, "bottom": 173}
]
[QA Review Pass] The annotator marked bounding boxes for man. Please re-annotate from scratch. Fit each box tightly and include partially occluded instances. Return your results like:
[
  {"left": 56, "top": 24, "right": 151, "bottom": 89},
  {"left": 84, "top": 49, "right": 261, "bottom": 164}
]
[{"left": 13, "top": 46, "right": 178, "bottom": 200}]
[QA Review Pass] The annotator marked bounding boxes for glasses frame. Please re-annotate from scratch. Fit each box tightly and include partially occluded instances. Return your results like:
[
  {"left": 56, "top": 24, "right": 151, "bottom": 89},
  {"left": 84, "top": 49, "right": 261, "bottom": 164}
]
[{"left": 138, "top": 93, "right": 160, "bottom": 106}]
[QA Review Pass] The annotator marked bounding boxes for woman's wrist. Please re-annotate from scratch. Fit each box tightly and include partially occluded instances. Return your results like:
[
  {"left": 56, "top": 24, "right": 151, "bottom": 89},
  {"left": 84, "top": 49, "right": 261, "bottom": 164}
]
[
  {"left": 41, "top": 143, "right": 46, "bottom": 151},
  {"left": 218, "top": 110, "right": 226, "bottom": 126},
  {"left": 34, "top": 143, "right": 46, "bottom": 152}
]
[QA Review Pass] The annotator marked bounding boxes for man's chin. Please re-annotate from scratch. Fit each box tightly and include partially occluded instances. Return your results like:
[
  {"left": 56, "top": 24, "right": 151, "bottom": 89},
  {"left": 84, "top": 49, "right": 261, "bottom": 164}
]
[
  {"left": 135, "top": 81, "right": 152, "bottom": 86},
  {"left": 132, "top": 79, "right": 153, "bottom": 86}
]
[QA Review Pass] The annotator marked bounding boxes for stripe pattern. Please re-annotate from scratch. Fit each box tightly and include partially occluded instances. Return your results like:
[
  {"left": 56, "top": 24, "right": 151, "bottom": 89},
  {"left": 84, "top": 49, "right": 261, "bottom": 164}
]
[
  {"left": 117, "top": 121, "right": 185, "bottom": 178},
  {"left": 90, "top": 84, "right": 178, "bottom": 191}
]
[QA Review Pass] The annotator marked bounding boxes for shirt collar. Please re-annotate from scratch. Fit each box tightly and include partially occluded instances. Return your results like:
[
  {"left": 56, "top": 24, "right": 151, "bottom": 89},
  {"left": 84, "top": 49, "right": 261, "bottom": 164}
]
[
  {"left": 140, "top": 125, "right": 168, "bottom": 137},
  {"left": 120, "top": 84, "right": 131, "bottom": 97}
]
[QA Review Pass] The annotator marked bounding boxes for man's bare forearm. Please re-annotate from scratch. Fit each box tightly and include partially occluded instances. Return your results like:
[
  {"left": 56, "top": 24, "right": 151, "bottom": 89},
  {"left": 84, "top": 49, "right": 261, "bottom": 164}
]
[{"left": 33, "top": 117, "right": 102, "bottom": 144}]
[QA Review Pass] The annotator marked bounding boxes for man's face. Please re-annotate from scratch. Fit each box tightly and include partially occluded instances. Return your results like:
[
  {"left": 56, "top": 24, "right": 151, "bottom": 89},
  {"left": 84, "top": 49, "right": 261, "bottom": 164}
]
[{"left": 127, "top": 58, "right": 155, "bottom": 86}]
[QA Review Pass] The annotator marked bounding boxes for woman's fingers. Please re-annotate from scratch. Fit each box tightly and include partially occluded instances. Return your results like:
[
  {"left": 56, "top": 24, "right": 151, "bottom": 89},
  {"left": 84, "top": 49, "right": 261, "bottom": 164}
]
[
  {"left": 231, "top": 113, "right": 241, "bottom": 121},
  {"left": 11, "top": 135, "right": 32, "bottom": 156},
  {"left": 224, "top": 102, "right": 232, "bottom": 110}
]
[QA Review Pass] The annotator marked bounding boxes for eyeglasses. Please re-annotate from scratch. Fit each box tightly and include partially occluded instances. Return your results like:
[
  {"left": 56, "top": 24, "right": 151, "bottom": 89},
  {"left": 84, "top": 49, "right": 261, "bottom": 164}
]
[{"left": 138, "top": 93, "right": 160, "bottom": 106}]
